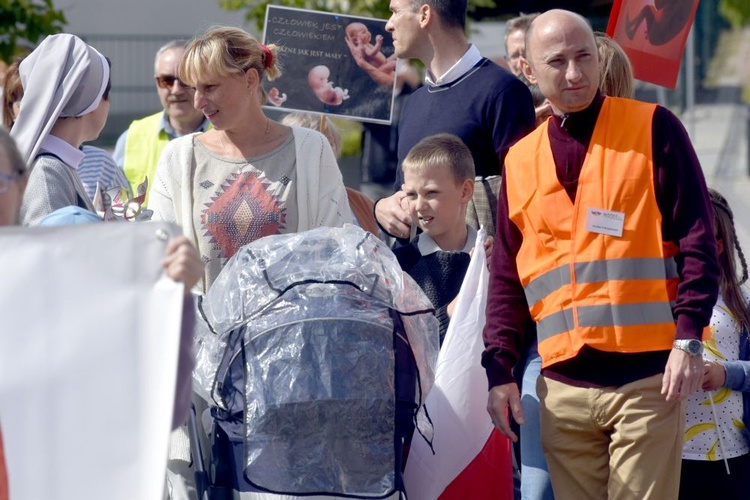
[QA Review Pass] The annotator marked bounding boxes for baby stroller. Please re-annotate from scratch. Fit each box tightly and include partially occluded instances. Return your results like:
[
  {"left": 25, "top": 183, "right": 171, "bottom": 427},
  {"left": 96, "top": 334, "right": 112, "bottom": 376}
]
[{"left": 192, "top": 225, "right": 439, "bottom": 499}]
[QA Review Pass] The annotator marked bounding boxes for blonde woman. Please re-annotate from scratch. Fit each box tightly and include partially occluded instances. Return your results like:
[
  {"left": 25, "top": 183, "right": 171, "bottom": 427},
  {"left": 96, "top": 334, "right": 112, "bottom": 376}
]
[
  {"left": 149, "top": 27, "right": 353, "bottom": 500},
  {"left": 150, "top": 26, "right": 353, "bottom": 294}
]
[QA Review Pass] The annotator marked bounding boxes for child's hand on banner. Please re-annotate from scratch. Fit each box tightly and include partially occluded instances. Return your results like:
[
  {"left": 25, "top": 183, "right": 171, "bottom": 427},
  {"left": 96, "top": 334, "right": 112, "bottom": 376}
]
[
  {"left": 162, "top": 236, "right": 204, "bottom": 293},
  {"left": 469, "top": 235, "right": 494, "bottom": 271}
]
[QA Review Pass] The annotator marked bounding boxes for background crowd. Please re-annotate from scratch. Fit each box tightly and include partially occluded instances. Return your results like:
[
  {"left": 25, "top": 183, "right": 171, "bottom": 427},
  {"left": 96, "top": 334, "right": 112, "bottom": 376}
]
[{"left": 0, "top": 1, "right": 748, "bottom": 500}]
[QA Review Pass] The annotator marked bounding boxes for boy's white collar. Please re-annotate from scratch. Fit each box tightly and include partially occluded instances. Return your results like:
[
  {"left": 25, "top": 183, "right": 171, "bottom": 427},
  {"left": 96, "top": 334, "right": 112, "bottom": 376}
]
[{"left": 417, "top": 225, "right": 477, "bottom": 256}]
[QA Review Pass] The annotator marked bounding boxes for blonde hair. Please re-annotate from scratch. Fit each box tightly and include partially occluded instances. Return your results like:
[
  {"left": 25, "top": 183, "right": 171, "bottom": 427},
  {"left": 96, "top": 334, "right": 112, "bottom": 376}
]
[
  {"left": 180, "top": 26, "right": 281, "bottom": 104},
  {"left": 280, "top": 112, "right": 341, "bottom": 158},
  {"left": 402, "top": 133, "right": 475, "bottom": 184},
  {"left": 596, "top": 34, "right": 634, "bottom": 99}
]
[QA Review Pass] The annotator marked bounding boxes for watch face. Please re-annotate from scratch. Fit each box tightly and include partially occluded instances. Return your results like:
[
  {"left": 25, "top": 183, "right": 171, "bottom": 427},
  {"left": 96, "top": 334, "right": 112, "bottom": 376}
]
[{"left": 687, "top": 340, "right": 703, "bottom": 356}]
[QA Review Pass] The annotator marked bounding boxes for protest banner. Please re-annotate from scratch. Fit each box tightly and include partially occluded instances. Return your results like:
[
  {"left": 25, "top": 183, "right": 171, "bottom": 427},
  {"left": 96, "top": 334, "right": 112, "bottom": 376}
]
[
  {"left": 0, "top": 222, "right": 184, "bottom": 500},
  {"left": 263, "top": 5, "right": 396, "bottom": 124},
  {"left": 606, "top": 0, "right": 700, "bottom": 88}
]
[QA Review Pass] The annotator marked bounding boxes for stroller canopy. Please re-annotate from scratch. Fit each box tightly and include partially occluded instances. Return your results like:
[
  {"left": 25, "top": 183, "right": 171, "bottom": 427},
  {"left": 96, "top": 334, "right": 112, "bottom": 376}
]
[{"left": 198, "top": 225, "right": 440, "bottom": 497}]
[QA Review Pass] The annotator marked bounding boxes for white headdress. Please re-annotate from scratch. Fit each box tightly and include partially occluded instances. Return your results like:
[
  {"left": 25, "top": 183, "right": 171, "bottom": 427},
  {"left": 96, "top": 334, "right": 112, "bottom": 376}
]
[{"left": 10, "top": 33, "right": 109, "bottom": 164}]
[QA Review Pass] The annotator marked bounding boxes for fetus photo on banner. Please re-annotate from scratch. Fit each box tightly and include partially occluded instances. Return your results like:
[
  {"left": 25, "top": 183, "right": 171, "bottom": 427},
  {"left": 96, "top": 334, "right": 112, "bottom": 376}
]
[
  {"left": 263, "top": 5, "right": 397, "bottom": 124},
  {"left": 606, "top": 0, "right": 700, "bottom": 88}
]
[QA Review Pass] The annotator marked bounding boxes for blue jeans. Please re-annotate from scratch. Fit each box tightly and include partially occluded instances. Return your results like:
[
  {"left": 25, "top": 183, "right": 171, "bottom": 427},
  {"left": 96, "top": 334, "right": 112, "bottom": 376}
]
[{"left": 520, "top": 343, "right": 555, "bottom": 500}]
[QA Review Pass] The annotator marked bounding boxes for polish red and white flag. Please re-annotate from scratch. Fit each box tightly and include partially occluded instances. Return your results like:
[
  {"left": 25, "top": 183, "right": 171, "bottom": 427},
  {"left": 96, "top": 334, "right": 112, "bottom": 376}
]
[{"left": 403, "top": 228, "right": 513, "bottom": 499}]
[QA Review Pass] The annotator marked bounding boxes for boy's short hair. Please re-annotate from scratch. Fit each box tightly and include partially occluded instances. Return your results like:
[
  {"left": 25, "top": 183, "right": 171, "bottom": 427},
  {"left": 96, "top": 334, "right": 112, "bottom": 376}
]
[{"left": 402, "top": 133, "right": 475, "bottom": 184}]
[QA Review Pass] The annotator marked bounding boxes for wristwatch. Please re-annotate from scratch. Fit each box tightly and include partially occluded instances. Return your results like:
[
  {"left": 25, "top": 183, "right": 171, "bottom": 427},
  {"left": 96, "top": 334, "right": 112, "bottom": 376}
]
[{"left": 673, "top": 339, "right": 703, "bottom": 357}]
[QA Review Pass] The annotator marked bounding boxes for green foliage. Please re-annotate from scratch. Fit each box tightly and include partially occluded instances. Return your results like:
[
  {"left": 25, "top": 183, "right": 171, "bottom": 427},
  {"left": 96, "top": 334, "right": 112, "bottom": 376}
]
[
  {"left": 0, "top": 0, "right": 66, "bottom": 62},
  {"left": 720, "top": 0, "right": 750, "bottom": 28},
  {"left": 219, "top": 0, "right": 495, "bottom": 31},
  {"left": 333, "top": 117, "right": 362, "bottom": 157}
]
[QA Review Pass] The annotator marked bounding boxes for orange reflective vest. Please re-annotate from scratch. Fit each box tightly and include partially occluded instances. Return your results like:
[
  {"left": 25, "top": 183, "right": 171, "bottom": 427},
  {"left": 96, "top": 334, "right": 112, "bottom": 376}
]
[{"left": 505, "top": 97, "right": 677, "bottom": 368}]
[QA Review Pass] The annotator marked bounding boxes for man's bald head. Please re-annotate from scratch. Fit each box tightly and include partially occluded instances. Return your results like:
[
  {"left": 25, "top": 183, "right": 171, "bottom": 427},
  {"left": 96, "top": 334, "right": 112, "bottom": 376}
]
[
  {"left": 525, "top": 9, "right": 596, "bottom": 63},
  {"left": 521, "top": 9, "right": 600, "bottom": 115}
]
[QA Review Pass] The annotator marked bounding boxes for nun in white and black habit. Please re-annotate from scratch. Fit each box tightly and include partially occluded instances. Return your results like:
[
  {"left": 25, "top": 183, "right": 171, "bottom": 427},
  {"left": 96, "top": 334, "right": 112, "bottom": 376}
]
[{"left": 10, "top": 33, "right": 111, "bottom": 226}]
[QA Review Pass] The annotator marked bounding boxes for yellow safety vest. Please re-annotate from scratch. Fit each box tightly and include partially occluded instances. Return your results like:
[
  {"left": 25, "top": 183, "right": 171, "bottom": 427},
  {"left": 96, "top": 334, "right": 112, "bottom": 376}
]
[{"left": 123, "top": 112, "right": 171, "bottom": 206}]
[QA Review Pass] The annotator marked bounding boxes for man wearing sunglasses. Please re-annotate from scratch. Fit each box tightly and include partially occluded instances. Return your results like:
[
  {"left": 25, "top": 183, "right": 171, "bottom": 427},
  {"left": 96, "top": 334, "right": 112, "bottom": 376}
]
[{"left": 113, "top": 40, "right": 209, "bottom": 205}]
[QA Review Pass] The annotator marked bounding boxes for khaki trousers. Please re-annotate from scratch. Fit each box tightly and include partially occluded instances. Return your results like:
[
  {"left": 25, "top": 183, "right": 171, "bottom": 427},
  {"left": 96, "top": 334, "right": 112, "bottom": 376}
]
[{"left": 537, "top": 374, "right": 685, "bottom": 500}]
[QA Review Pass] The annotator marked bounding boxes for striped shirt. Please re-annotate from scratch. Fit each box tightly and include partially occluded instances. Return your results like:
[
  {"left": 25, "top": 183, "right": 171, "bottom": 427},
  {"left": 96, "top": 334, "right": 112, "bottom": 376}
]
[{"left": 78, "top": 145, "right": 130, "bottom": 200}]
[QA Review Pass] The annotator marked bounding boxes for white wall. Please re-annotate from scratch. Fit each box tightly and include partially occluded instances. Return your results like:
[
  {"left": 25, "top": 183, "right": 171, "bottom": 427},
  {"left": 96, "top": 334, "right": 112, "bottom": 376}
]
[
  {"left": 468, "top": 21, "right": 508, "bottom": 61},
  {"left": 48, "top": 1, "right": 509, "bottom": 144},
  {"left": 54, "top": 0, "right": 251, "bottom": 37}
]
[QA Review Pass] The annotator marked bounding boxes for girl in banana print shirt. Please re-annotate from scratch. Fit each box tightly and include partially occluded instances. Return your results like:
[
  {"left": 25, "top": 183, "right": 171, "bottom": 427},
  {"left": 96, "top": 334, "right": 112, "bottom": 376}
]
[{"left": 680, "top": 188, "right": 750, "bottom": 500}]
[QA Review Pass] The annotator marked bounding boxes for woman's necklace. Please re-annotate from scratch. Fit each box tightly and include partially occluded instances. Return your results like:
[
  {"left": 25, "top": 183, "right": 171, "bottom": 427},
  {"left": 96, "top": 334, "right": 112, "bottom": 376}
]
[{"left": 219, "top": 116, "right": 271, "bottom": 164}]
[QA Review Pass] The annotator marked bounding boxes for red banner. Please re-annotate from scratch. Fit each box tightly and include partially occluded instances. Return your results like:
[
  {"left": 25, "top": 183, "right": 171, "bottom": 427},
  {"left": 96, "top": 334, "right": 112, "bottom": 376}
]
[{"left": 606, "top": 0, "right": 700, "bottom": 88}]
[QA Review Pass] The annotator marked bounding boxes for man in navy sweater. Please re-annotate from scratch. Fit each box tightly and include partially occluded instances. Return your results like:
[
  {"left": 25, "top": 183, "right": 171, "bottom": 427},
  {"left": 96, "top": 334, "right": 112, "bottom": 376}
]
[{"left": 375, "top": 0, "right": 535, "bottom": 239}]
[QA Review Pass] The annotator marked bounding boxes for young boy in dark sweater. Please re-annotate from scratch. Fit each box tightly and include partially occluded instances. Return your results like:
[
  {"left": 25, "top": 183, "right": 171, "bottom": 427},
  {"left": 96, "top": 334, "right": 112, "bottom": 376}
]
[{"left": 393, "top": 133, "right": 477, "bottom": 344}]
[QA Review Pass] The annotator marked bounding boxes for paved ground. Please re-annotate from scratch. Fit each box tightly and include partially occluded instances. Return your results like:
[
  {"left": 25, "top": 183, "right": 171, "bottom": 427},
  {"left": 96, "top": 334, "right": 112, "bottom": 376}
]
[{"left": 685, "top": 26, "right": 750, "bottom": 253}]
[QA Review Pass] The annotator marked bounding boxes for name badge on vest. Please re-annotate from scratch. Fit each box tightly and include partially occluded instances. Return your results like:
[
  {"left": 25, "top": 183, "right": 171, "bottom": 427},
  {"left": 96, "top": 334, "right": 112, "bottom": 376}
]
[{"left": 585, "top": 208, "right": 625, "bottom": 237}]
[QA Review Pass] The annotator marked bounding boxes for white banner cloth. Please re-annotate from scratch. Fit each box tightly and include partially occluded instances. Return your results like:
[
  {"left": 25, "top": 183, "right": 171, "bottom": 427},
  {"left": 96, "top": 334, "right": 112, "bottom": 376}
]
[{"left": 0, "top": 222, "right": 184, "bottom": 500}]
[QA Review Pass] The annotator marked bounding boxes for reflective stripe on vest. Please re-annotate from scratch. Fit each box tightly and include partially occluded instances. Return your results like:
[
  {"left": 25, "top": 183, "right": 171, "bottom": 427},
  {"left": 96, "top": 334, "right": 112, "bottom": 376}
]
[
  {"left": 523, "top": 257, "right": 679, "bottom": 308},
  {"left": 505, "top": 97, "right": 677, "bottom": 367},
  {"left": 536, "top": 302, "right": 677, "bottom": 342}
]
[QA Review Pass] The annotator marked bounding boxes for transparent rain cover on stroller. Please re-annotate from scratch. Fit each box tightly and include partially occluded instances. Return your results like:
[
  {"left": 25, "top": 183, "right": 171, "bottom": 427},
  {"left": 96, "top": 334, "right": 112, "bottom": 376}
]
[{"left": 199, "top": 225, "right": 439, "bottom": 497}]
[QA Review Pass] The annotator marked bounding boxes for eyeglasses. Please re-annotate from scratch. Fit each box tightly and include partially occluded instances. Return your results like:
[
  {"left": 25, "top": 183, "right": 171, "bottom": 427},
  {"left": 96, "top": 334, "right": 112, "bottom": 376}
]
[
  {"left": 0, "top": 171, "right": 25, "bottom": 195},
  {"left": 155, "top": 75, "right": 191, "bottom": 90}
]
